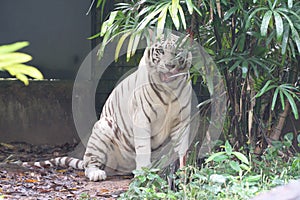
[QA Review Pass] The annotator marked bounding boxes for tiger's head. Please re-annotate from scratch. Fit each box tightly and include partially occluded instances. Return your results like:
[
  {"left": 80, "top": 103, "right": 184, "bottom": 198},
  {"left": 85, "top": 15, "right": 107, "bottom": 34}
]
[{"left": 144, "top": 34, "right": 192, "bottom": 84}]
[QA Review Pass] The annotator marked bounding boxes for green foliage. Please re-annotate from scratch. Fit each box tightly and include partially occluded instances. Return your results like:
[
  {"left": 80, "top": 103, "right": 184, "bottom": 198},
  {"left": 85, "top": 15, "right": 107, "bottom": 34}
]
[
  {"left": 94, "top": 0, "right": 300, "bottom": 148},
  {"left": 0, "top": 41, "right": 43, "bottom": 85},
  {"left": 255, "top": 80, "right": 300, "bottom": 119},
  {"left": 205, "top": 141, "right": 250, "bottom": 174},
  {"left": 94, "top": 0, "right": 201, "bottom": 60},
  {"left": 255, "top": 133, "right": 300, "bottom": 179},
  {"left": 246, "top": 0, "right": 300, "bottom": 52},
  {"left": 93, "top": 1, "right": 300, "bottom": 197},
  {"left": 120, "top": 140, "right": 300, "bottom": 199},
  {"left": 79, "top": 192, "right": 91, "bottom": 200},
  {"left": 119, "top": 168, "right": 178, "bottom": 199}
]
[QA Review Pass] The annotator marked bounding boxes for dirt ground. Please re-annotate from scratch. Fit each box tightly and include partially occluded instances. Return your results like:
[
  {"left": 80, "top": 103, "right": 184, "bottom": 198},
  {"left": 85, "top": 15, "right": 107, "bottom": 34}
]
[{"left": 0, "top": 142, "right": 132, "bottom": 199}]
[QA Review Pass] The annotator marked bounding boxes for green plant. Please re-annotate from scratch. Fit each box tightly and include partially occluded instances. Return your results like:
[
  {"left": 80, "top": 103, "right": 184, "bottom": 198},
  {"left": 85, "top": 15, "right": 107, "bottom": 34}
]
[
  {"left": 93, "top": 0, "right": 201, "bottom": 60},
  {"left": 79, "top": 192, "right": 98, "bottom": 200},
  {"left": 0, "top": 41, "right": 43, "bottom": 85},
  {"left": 250, "top": 135, "right": 300, "bottom": 189},
  {"left": 119, "top": 140, "right": 300, "bottom": 199},
  {"left": 93, "top": 0, "right": 300, "bottom": 151},
  {"left": 246, "top": 0, "right": 300, "bottom": 54},
  {"left": 255, "top": 81, "right": 300, "bottom": 119},
  {"left": 119, "top": 168, "right": 178, "bottom": 199},
  {"left": 205, "top": 141, "right": 250, "bottom": 175}
]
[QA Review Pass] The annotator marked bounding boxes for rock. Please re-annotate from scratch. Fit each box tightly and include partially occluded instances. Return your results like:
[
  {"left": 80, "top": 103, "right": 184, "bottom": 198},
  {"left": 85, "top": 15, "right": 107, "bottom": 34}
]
[{"left": 251, "top": 179, "right": 300, "bottom": 200}]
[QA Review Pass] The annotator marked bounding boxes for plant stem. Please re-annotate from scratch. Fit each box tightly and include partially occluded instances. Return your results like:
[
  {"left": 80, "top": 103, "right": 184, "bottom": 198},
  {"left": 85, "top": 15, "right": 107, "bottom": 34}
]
[{"left": 270, "top": 100, "right": 290, "bottom": 140}]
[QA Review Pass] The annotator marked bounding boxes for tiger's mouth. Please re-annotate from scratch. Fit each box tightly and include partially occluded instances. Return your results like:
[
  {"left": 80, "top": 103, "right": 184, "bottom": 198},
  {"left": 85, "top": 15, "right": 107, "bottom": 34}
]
[
  {"left": 159, "top": 72, "right": 177, "bottom": 82},
  {"left": 159, "top": 69, "right": 188, "bottom": 83}
]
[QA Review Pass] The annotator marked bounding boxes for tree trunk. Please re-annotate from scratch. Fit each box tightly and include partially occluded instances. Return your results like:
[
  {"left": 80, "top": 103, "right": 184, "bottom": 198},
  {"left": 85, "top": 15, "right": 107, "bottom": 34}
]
[{"left": 270, "top": 100, "right": 290, "bottom": 141}]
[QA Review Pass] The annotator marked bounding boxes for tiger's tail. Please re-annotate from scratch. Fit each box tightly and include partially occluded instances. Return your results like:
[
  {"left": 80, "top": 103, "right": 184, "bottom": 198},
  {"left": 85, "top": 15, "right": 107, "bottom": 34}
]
[{"left": 21, "top": 156, "right": 84, "bottom": 170}]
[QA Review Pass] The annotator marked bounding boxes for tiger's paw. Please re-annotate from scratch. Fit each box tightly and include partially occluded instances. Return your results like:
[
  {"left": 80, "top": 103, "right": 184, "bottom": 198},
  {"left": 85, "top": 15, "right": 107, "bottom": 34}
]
[{"left": 85, "top": 167, "right": 107, "bottom": 181}]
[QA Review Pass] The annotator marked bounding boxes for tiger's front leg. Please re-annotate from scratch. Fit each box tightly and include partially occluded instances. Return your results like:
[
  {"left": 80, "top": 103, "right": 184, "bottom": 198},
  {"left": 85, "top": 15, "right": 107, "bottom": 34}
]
[
  {"left": 133, "top": 112, "right": 152, "bottom": 170},
  {"left": 179, "top": 154, "right": 187, "bottom": 168},
  {"left": 172, "top": 123, "right": 190, "bottom": 169},
  {"left": 83, "top": 119, "right": 111, "bottom": 181}
]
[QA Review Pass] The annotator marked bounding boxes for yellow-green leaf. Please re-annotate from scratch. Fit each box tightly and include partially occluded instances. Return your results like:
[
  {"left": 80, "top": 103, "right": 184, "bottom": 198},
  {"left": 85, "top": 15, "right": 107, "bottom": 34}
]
[
  {"left": 16, "top": 73, "right": 29, "bottom": 86},
  {"left": 0, "top": 53, "right": 32, "bottom": 68},
  {"left": 205, "top": 152, "right": 226, "bottom": 163},
  {"left": 3, "top": 64, "right": 43, "bottom": 80},
  {"left": 0, "top": 41, "right": 29, "bottom": 54},
  {"left": 229, "top": 161, "right": 241, "bottom": 172},
  {"left": 243, "top": 175, "right": 261, "bottom": 182},
  {"left": 98, "top": 30, "right": 111, "bottom": 59},
  {"left": 137, "top": 6, "right": 165, "bottom": 31},
  {"left": 185, "top": 0, "right": 193, "bottom": 14},
  {"left": 172, "top": 0, "right": 179, "bottom": 18},
  {"left": 178, "top": 4, "right": 187, "bottom": 29},
  {"left": 127, "top": 33, "right": 135, "bottom": 61},
  {"left": 88, "top": 33, "right": 101, "bottom": 40},
  {"left": 168, "top": 5, "right": 180, "bottom": 30},
  {"left": 232, "top": 152, "right": 249, "bottom": 164},
  {"left": 115, "top": 32, "right": 131, "bottom": 61},
  {"left": 157, "top": 4, "right": 169, "bottom": 37},
  {"left": 100, "top": 11, "right": 118, "bottom": 37},
  {"left": 131, "top": 31, "right": 142, "bottom": 57}
]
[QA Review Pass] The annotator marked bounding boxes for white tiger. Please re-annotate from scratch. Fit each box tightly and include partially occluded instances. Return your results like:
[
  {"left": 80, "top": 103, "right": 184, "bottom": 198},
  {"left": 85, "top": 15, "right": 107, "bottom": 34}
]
[{"left": 22, "top": 33, "right": 192, "bottom": 182}]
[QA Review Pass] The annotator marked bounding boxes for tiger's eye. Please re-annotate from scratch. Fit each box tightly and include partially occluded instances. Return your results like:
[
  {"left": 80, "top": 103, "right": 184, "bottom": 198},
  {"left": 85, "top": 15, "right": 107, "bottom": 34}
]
[
  {"left": 179, "top": 57, "right": 185, "bottom": 65},
  {"left": 156, "top": 48, "right": 164, "bottom": 54}
]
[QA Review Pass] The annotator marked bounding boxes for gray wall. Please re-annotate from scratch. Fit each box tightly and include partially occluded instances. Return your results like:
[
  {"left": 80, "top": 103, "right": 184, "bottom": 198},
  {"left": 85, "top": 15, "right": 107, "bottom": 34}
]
[
  {"left": 0, "top": 80, "right": 79, "bottom": 145},
  {"left": 0, "top": 1, "right": 93, "bottom": 144},
  {"left": 0, "top": 0, "right": 92, "bottom": 79}
]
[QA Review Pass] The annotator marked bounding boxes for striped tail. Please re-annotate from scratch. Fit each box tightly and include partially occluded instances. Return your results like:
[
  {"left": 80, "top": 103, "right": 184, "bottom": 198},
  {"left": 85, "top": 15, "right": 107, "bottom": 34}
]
[{"left": 22, "top": 157, "right": 84, "bottom": 170}]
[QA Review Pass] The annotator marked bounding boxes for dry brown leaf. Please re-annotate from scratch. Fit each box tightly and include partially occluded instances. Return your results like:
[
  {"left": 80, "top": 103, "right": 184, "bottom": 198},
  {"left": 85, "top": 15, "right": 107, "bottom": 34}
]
[
  {"left": 56, "top": 169, "right": 68, "bottom": 173},
  {"left": 99, "top": 188, "right": 110, "bottom": 193},
  {"left": 25, "top": 179, "right": 38, "bottom": 183}
]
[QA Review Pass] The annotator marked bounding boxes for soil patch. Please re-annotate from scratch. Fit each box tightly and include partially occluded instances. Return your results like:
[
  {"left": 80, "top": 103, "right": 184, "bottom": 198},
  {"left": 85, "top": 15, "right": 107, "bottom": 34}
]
[{"left": 0, "top": 142, "right": 131, "bottom": 199}]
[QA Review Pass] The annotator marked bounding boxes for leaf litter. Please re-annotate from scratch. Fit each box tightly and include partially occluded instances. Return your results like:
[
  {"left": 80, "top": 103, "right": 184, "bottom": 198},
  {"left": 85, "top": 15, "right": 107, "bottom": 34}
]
[{"left": 0, "top": 142, "right": 131, "bottom": 199}]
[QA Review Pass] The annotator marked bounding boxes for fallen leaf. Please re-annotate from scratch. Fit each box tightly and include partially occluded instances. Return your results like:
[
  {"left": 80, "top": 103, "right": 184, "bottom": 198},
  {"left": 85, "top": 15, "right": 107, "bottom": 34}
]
[
  {"left": 56, "top": 169, "right": 68, "bottom": 173},
  {"left": 100, "top": 188, "right": 110, "bottom": 193},
  {"left": 76, "top": 171, "right": 85, "bottom": 176},
  {"left": 25, "top": 179, "right": 38, "bottom": 183}
]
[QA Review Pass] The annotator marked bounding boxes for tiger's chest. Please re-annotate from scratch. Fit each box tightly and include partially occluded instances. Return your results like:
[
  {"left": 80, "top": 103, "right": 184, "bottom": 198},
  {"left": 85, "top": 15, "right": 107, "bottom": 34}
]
[
  {"left": 101, "top": 67, "right": 190, "bottom": 150},
  {"left": 130, "top": 85, "right": 186, "bottom": 147},
  {"left": 131, "top": 85, "right": 181, "bottom": 128}
]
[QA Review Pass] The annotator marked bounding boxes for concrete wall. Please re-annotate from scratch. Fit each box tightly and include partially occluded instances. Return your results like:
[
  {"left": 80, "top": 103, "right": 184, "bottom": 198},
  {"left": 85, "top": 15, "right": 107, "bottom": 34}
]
[
  {"left": 0, "top": 80, "right": 79, "bottom": 145},
  {"left": 0, "top": 1, "right": 94, "bottom": 144}
]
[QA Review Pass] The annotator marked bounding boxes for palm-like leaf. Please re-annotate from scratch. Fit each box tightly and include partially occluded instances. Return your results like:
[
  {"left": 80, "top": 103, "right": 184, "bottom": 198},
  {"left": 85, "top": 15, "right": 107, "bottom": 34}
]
[
  {"left": 0, "top": 42, "right": 43, "bottom": 85},
  {"left": 256, "top": 81, "right": 300, "bottom": 119},
  {"left": 246, "top": 0, "right": 300, "bottom": 55},
  {"left": 95, "top": 0, "right": 202, "bottom": 60}
]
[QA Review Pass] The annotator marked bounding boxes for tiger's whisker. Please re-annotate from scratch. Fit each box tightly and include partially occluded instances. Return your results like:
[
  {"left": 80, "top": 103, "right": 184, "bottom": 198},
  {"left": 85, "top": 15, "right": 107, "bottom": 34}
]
[{"left": 168, "top": 72, "right": 188, "bottom": 78}]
